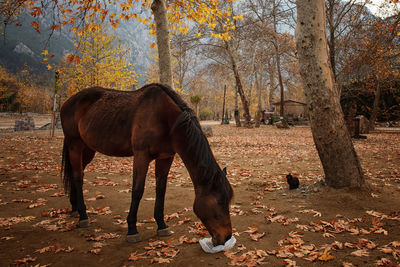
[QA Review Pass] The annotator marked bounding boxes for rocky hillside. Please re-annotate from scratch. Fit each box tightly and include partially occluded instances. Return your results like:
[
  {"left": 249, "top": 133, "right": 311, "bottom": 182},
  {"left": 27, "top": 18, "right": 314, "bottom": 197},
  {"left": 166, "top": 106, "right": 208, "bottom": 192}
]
[{"left": 0, "top": 9, "right": 153, "bottom": 85}]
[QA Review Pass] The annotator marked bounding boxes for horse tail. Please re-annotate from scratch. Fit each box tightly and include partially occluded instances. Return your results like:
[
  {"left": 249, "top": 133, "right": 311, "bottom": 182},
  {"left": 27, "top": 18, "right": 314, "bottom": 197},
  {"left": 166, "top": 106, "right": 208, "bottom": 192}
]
[{"left": 61, "top": 138, "right": 72, "bottom": 195}]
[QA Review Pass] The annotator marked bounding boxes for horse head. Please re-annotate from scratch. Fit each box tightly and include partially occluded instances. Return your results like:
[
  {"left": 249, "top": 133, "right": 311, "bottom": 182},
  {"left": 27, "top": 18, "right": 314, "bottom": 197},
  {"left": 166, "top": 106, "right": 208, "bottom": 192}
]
[{"left": 193, "top": 168, "right": 233, "bottom": 246}]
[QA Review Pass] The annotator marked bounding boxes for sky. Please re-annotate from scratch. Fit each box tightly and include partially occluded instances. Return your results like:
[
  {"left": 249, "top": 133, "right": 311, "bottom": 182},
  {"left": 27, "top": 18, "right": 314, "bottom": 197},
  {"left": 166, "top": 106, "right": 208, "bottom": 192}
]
[{"left": 362, "top": 0, "right": 400, "bottom": 18}]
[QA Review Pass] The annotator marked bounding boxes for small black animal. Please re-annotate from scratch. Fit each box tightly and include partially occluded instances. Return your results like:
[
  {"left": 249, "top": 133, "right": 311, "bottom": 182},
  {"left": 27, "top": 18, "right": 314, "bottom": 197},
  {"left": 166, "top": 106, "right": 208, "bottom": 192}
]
[{"left": 286, "top": 173, "right": 299, "bottom": 190}]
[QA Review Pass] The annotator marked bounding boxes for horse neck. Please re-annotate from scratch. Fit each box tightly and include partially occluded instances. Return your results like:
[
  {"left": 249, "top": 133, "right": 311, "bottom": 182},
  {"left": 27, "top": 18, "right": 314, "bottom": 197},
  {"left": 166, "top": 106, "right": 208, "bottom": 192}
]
[
  {"left": 174, "top": 137, "right": 218, "bottom": 191},
  {"left": 178, "top": 149, "right": 216, "bottom": 189},
  {"left": 171, "top": 110, "right": 219, "bottom": 191}
]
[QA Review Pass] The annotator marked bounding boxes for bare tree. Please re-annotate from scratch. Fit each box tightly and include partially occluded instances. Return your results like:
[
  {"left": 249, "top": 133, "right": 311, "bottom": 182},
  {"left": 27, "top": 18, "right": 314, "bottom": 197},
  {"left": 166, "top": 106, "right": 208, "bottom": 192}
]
[{"left": 326, "top": 0, "right": 368, "bottom": 84}]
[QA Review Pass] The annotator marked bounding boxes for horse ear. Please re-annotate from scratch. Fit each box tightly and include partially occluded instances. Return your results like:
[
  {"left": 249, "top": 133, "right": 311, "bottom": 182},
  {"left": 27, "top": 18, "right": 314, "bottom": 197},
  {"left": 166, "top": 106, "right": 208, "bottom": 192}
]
[{"left": 222, "top": 167, "right": 227, "bottom": 175}]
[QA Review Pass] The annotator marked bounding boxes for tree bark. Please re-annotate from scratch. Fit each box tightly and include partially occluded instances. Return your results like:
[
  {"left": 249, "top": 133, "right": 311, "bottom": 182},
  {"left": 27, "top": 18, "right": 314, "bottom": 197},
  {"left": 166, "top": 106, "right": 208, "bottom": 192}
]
[
  {"left": 295, "top": 0, "right": 364, "bottom": 188},
  {"left": 234, "top": 85, "right": 241, "bottom": 127},
  {"left": 272, "top": 0, "right": 285, "bottom": 118},
  {"left": 151, "top": 0, "right": 174, "bottom": 88},
  {"left": 326, "top": 0, "right": 337, "bottom": 81},
  {"left": 368, "top": 78, "right": 381, "bottom": 131},
  {"left": 267, "top": 59, "right": 276, "bottom": 111},
  {"left": 226, "top": 42, "right": 251, "bottom": 127},
  {"left": 255, "top": 70, "right": 262, "bottom": 128}
]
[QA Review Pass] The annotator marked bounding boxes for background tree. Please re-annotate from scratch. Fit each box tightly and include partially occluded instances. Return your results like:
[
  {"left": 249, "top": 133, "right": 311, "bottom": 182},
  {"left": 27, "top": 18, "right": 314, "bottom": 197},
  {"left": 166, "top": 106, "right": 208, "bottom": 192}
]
[
  {"left": 151, "top": 0, "right": 173, "bottom": 87},
  {"left": 59, "top": 21, "right": 137, "bottom": 97},
  {"left": 0, "top": 0, "right": 25, "bottom": 41},
  {"left": 0, "top": 0, "right": 237, "bottom": 91},
  {"left": 0, "top": 64, "right": 52, "bottom": 112},
  {"left": 342, "top": 15, "right": 399, "bottom": 129},
  {"left": 194, "top": 2, "right": 253, "bottom": 127},
  {"left": 0, "top": 65, "right": 21, "bottom": 111},
  {"left": 190, "top": 94, "right": 202, "bottom": 117},
  {"left": 325, "top": 0, "right": 368, "bottom": 84},
  {"left": 244, "top": 0, "right": 302, "bottom": 113},
  {"left": 296, "top": 0, "right": 364, "bottom": 188}
]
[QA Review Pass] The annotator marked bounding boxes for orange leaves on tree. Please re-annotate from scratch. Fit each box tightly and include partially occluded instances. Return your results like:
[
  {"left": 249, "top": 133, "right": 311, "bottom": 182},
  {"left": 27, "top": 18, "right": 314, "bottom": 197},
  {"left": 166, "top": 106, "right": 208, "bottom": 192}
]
[
  {"left": 30, "top": 6, "right": 42, "bottom": 17},
  {"left": 30, "top": 21, "right": 40, "bottom": 33},
  {"left": 120, "top": 2, "right": 134, "bottom": 11},
  {"left": 65, "top": 53, "right": 80, "bottom": 65},
  {"left": 110, "top": 19, "right": 120, "bottom": 29},
  {"left": 50, "top": 24, "right": 61, "bottom": 31}
]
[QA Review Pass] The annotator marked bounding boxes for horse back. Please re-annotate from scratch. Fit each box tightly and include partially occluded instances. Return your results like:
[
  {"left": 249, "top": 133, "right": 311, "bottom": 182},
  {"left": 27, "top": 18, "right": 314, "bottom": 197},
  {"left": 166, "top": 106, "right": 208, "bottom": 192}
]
[{"left": 61, "top": 85, "right": 182, "bottom": 157}]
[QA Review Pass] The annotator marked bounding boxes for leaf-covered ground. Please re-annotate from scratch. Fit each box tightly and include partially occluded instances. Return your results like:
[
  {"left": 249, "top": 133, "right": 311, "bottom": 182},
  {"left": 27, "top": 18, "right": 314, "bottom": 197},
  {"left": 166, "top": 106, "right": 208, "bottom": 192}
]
[{"left": 0, "top": 125, "right": 399, "bottom": 266}]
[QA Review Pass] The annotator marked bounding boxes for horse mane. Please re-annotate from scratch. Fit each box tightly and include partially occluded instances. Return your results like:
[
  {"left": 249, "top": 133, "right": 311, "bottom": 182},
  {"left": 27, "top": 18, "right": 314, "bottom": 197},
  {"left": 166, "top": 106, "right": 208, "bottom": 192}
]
[{"left": 147, "top": 83, "right": 233, "bottom": 203}]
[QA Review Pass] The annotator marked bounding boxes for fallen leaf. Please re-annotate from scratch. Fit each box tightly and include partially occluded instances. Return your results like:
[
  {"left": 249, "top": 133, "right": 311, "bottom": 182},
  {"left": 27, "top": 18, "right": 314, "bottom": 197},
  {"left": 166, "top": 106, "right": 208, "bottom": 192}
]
[
  {"left": 375, "top": 258, "right": 395, "bottom": 266},
  {"left": 380, "top": 247, "right": 393, "bottom": 254},
  {"left": 244, "top": 225, "right": 258, "bottom": 234},
  {"left": 391, "top": 241, "right": 400, "bottom": 247},
  {"left": 89, "top": 248, "right": 101, "bottom": 255},
  {"left": 323, "top": 232, "right": 335, "bottom": 238},
  {"left": 13, "top": 256, "right": 37, "bottom": 265},
  {"left": 150, "top": 257, "right": 170, "bottom": 264},
  {"left": 298, "top": 209, "right": 322, "bottom": 217},
  {"left": 342, "top": 262, "right": 355, "bottom": 267},
  {"left": 351, "top": 249, "right": 369, "bottom": 257},
  {"left": 92, "top": 242, "right": 105, "bottom": 248},
  {"left": 128, "top": 251, "right": 147, "bottom": 261},
  {"left": 160, "top": 247, "right": 179, "bottom": 258},
  {"left": 318, "top": 248, "right": 334, "bottom": 261},
  {"left": 250, "top": 232, "right": 265, "bottom": 241},
  {"left": 282, "top": 258, "right": 297, "bottom": 266}
]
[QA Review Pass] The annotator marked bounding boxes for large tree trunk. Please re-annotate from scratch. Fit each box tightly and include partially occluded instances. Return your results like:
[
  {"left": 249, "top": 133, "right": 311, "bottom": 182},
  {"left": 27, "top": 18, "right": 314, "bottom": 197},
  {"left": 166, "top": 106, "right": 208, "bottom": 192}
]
[
  {"left": 295, "top": 0, "right": 364, "bottom": 188},
  {"left": 151, "top": 0, "right": 174, "bottom": 88}
]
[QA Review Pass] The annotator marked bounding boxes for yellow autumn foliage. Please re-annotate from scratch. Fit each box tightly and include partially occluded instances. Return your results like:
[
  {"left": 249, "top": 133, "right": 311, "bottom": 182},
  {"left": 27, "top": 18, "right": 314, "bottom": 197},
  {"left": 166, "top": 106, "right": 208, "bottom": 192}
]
[{"left": 58, "top": 21, "right": 137, "bottom": 97}]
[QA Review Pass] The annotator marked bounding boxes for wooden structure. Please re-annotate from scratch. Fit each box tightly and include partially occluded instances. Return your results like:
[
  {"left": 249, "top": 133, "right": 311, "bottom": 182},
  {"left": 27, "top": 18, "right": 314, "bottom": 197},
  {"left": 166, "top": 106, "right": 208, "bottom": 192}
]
[{"left": 273, "top": 100, "right": 307, "bottom": 118}]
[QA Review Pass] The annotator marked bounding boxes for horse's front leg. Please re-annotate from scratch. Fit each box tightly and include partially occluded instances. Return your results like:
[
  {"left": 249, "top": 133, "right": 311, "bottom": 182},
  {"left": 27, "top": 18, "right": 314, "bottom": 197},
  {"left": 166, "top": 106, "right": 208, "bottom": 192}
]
[
  {"left": 154, "top": 156, "right": 174, "bottom": 237},
  {"left": 126, "top": 152, "right": 150, "bottom": 243}
]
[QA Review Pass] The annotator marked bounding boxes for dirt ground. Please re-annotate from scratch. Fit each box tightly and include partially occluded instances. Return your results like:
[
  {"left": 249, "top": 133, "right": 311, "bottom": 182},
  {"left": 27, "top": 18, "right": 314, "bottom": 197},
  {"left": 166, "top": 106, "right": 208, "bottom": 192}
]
[{"left": 0, "top": 124, "right": 399, "bottom": 267}]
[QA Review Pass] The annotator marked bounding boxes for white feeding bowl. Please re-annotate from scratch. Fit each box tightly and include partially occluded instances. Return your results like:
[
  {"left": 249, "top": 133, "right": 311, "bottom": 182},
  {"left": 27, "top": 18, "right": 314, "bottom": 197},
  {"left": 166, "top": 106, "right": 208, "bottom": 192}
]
[{"left": 199, "top": 236, "right": 237, "bottom": 253}]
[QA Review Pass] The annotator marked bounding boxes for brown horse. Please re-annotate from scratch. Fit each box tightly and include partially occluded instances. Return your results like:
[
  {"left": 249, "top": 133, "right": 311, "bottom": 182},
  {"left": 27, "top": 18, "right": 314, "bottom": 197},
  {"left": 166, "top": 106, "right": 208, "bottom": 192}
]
[{"left": 60, "top": 83, "right": 233, "bottom": 245}]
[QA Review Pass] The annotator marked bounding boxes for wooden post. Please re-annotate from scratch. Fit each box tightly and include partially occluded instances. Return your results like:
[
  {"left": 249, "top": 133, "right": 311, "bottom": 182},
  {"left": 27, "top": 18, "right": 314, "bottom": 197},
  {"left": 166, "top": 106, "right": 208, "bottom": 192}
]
[
  {"left": 51, "top": 71, "right": 60, "bottom": 137},
  {"left": 221, "top": 85, "right": 226, "bottom": 124}
]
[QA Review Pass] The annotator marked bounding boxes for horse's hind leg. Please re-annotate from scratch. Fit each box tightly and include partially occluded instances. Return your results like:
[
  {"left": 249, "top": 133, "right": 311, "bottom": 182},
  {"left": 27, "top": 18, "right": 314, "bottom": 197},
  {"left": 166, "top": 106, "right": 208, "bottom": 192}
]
[
  {"left": 154, "top": 156, "right": 174, "bottom": 237},
  {"left": 126, "top": 152, "right": 151, "bottom": 243},
  {"left": 71, "top": 146, "right": 95, "bottom": 217},
  {"left": 68, "top": 139, "right": 90, "bottom": 227}
]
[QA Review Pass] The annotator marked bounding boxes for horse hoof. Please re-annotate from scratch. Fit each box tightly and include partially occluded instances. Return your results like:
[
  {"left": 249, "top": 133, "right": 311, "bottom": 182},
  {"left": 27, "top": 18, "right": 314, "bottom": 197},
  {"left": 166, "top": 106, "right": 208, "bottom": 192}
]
[
  {"left": 126, "top": 234, "right": 141, "bottom": 243},
  {"left": 70, "top": 211, "right": 79, "bottom": 217},
  {"left": 157, "top": 228, "right": 173, "bottom": 237},
  {"left": 79, "top": 219, "right": 90, "bottom": 228}
]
